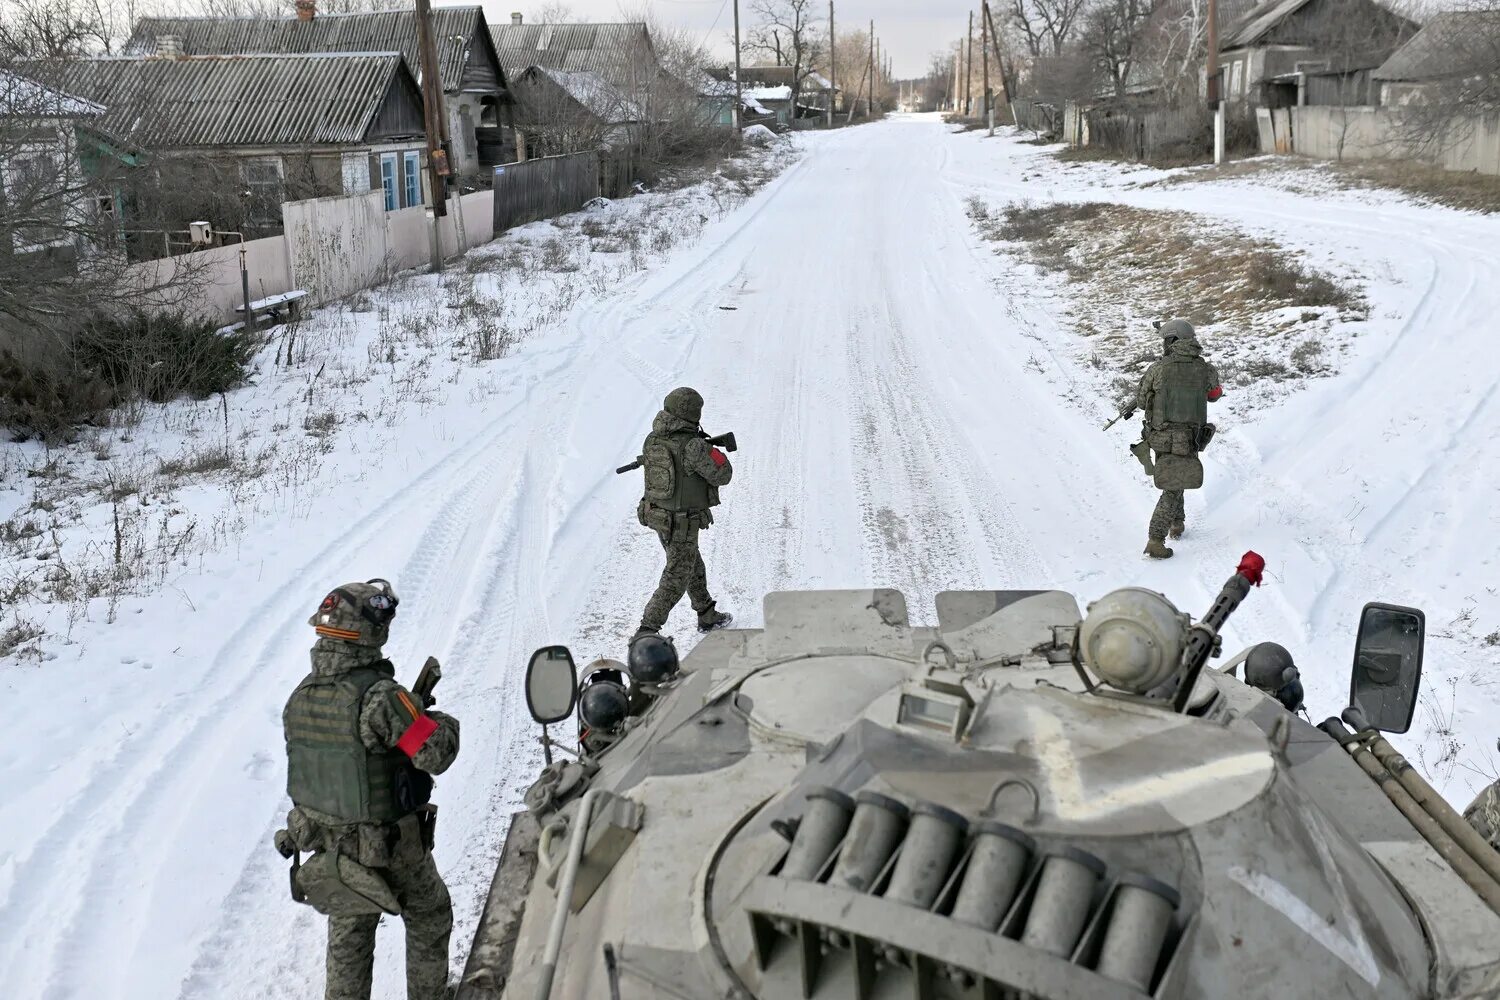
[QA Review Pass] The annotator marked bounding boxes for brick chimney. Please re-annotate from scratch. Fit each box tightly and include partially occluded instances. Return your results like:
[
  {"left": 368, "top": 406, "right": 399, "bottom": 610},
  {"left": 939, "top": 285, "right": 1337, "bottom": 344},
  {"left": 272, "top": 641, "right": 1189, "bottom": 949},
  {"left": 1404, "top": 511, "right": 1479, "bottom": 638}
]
[
  {"left": 295, "top": 0, "right": 316, "bottom": 22},
  {"left": 156, "top": 34, "right": 181, "bottom": 57},
  {"left": 511, "top": 12, "right": 523, "bottom": 24}
]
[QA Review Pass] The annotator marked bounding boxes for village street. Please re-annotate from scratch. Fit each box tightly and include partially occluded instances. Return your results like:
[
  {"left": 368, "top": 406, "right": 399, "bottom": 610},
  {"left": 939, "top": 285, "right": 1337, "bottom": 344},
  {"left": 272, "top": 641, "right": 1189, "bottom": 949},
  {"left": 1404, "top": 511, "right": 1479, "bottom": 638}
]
[{"left": 3, "top": 115, "right": 1499, "bottom": 999}]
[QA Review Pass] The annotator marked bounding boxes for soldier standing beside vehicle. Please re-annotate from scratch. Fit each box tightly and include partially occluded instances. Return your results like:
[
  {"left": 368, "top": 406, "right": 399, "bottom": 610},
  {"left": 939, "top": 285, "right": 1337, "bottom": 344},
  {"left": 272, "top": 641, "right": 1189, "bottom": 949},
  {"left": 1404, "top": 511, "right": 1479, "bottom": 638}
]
[
  {"left": 636, "top": 387, "right": 734, "bottom": 638},
  {"left": 1465, "top": 755, "right": 1500, "bottom": 852},
  {"left": 1122, "top": 319, "right": 1224, "bottom": 560},
  {"left": 275, "top": 579, "right": 461, "bottom": 1000}
]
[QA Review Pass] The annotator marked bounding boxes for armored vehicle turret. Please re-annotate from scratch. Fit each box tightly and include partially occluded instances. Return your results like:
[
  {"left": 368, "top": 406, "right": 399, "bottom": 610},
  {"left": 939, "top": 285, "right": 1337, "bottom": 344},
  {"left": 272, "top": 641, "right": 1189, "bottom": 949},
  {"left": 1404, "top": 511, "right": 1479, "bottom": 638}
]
[{"left": 458, "top": 554, "right": 1500, "bottom": 1000}]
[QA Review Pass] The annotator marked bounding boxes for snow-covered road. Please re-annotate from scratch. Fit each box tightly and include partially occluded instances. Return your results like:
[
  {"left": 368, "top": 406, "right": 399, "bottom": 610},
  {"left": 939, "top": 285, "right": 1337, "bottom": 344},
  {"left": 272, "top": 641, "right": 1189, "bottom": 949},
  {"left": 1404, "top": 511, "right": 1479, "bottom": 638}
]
[{"left": 5, "top": 115, "right": 1498, "bottom": 1000}]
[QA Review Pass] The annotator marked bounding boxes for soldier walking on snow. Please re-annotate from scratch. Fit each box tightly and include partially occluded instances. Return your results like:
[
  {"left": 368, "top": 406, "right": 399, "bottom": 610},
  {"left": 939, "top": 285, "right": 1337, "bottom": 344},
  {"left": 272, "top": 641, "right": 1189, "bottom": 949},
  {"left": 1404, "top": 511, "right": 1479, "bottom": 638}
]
[
  {"left": 275, "top": 579, "right": 461, "bottom": 1000},
  {"left": 635, "top": 387, "right": 734, "bottom": 638},
  {"left": 1120, "top": 319, "right": 1224, "bottom": 560}
]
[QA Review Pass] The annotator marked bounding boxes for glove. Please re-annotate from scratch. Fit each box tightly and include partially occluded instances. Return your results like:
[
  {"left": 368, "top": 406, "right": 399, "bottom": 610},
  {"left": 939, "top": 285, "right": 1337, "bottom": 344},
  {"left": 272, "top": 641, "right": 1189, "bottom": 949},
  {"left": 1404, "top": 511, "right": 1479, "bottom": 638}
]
[
  {"left": 710, "top": 448, "right": 727, "bottom": 467},
  {"left": 1207, "top": 386, "right": 1224, "bottom": 402},
  {"left": 1120, "top": 406, "right": 1136, "bottom": 419},
  {"left": 274, "top": 828, "right": 296, "bottom": 859}
]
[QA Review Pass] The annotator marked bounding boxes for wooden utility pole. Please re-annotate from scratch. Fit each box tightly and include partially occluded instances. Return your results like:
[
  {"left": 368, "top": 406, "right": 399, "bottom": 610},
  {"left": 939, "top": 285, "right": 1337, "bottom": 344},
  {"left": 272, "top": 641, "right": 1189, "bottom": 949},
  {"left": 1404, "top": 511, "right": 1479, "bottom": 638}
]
[
  {"left": 874, "top": 36, "right": 881, "bottom": 113},
  {"left": 867, "top": 21, "right": 874, "bottom": 117},
  {"left": 413, "top": 0, "right": 449, "bottom": 272},
  {"left": 964, "top": 12, "right": 974, "bottom": 116},
  {"left": 732, "top": 0, "right": 743, "bottom": 133},
  {"left": 982, "top": 2, "right": 1013, "bottom": 127},
  {"left": 980, "top": 0, "right": 993, "bottom": 134},
  {"left": 1207, "top": 0, "right": 1224, "bottom": 163},
  {"left": 827, "top": 0, "right": 835, "bottom": 127}
]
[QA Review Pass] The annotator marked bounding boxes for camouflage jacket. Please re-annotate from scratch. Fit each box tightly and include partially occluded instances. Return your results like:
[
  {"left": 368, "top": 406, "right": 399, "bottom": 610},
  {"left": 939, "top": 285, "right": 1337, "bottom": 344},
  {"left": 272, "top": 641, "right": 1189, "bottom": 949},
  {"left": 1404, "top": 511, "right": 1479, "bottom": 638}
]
[
  {"left": 1135, "top": 340, "right": 1222, "bottom": 432},
  {"left": 651, "top": 410, "right": 733, "bottom": 502},
  {"left": 284, "top": 639, "right": 460, "bottom": 866},
  {"left": 1464, "top": 779, "right": 1500, "bottom": 851}
]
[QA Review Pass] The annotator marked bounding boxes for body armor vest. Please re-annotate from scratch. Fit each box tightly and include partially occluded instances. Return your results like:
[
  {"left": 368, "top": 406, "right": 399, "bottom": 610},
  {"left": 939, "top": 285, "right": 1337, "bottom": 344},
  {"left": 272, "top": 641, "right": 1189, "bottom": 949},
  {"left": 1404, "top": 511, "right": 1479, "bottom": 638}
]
[
  {"left": 641, "top": 431, "right": 711, "bottom": 512},
  {"left": 1151, "top": 357, "right": 1211, "bottom": 429},
  {"left": 284, "top": 664, "right": 429, "bottom": 824}
]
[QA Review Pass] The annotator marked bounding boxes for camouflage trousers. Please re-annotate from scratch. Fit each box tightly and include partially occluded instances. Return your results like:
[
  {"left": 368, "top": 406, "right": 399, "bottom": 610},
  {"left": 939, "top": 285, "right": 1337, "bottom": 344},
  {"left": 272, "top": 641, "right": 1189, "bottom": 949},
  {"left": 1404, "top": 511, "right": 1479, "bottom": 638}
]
[
  {"left": 325, "top": 850, "right": 453, "bottom": 1000},
  {"left": 1148, "top": 490, "right": 1185, "bottom": 542},
  {"left": 641, "top": 524, "right": 714, "bottom": 631},
  {"left": 1464, "top": 780, "right": 1500, "bottom": 851}
]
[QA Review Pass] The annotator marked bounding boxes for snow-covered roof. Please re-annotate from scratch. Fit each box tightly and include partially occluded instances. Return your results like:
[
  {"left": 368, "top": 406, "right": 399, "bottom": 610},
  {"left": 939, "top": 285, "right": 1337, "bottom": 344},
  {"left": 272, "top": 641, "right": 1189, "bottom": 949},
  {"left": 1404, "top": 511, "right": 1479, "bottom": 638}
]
[
  {"left": 0, "top": 68, "right": 104, "bottom": 118},
  {"left": 525, "top": 65, "right": 643, "bottom": 122},
  {"left": 744, "top": 85, "right": 791, "bottom": 102},
  {"left": 1373, "top": 12, "right": 1500, "bottom": 82}
]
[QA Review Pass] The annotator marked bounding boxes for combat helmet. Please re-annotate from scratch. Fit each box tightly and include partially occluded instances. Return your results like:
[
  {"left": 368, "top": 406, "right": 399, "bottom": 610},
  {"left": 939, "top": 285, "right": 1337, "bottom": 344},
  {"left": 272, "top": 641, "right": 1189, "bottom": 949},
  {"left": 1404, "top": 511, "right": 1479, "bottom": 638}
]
[
  {"left": 663, "top": 387, "right": 704, "bottom": 424},
  {"left": 309, "top": 579, "right": 399, "bottom": 648},
  {"left": 1245, "top": 641, "right": 1304, "bottom": 712},
  {"left": 1154, "top": 318, "right": 1197, "bottom": 348}
]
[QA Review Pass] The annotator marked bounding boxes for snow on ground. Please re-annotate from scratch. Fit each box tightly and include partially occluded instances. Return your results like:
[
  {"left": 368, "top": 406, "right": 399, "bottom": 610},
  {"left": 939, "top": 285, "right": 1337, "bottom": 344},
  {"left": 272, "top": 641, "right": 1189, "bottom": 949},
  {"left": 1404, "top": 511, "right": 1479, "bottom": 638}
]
[{"left": 2, "top": 116, "right": 1498, "bottom": 999}]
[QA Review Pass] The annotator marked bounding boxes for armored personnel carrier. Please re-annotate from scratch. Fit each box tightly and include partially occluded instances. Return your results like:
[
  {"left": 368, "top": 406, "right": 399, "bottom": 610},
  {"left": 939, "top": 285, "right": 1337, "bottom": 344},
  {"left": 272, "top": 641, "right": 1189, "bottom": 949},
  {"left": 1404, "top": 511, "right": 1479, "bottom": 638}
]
[{"left": 457, "top": 553, "right": 1500, "bottom": 1000}]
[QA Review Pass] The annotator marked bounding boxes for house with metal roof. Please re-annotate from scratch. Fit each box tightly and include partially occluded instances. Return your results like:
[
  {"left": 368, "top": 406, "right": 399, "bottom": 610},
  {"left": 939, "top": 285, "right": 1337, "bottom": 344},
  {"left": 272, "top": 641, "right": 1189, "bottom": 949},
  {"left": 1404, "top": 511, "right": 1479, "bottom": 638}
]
[
  {"left": 705, "top": 65, "right": 837, "bottom": 125},
  {"left": 1216, "top": 0, "right": 1416, "bottom": 108},
  {"left": 489, "top": 15, "right": 661, "bottom": 98},
  {"left": 1372, "top": 11, "right": 1500, "bottom": 106},
  {"left": 43, "top": 52, "right": 429, "bottom": 234},
  {"left": 123, "top": 3, "right": 512, "bottom": 178},
  {"left": 508, "top": 65, "right": 645, "bottom": 156},
  {"left": 0, "top": 69, "right": 108, "bottom": 256}
]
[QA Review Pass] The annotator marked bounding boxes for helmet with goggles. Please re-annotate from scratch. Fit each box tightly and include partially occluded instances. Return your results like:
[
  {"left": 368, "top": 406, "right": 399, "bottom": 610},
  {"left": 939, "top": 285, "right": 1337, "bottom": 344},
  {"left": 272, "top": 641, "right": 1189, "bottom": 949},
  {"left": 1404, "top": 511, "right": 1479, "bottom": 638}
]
[{"left": 309, "top": 578, "right": 400, "bottom": 648}]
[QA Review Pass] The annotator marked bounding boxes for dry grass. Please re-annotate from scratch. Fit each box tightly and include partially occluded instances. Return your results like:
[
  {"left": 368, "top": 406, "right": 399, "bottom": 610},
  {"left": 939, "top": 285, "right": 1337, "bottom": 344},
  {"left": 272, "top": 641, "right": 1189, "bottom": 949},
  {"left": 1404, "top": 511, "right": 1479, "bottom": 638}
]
[
  {"left": 1334, "top": 159, "right": 1500, "bottom": 214},
  {"left": 968, "top": 198, "right": 1367, "bottom": 411}
]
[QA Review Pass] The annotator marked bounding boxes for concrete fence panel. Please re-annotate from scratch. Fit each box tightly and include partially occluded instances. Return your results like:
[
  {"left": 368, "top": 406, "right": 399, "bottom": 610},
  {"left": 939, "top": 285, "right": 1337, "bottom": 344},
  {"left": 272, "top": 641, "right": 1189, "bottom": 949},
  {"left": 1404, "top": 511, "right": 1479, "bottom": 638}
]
[
  {"left": 120, "top": 234, "right": 292, "bottom": 324},
  {"left": 1275, "top": 106, "right": 1500, "bottom": 177},
  {"left": 283, "top": 190, "right": 390, "bottom": 306}
]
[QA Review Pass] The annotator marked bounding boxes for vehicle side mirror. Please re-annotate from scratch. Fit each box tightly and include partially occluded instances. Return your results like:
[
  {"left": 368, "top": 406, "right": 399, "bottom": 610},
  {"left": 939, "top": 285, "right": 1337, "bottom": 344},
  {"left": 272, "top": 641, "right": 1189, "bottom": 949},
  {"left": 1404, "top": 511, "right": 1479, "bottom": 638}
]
[
  {"left": 526, "top": 645, "right": 578, "bottom": 725},
  {"left": 1350, "top": 603, "right": 1424, "bottom": 733}
]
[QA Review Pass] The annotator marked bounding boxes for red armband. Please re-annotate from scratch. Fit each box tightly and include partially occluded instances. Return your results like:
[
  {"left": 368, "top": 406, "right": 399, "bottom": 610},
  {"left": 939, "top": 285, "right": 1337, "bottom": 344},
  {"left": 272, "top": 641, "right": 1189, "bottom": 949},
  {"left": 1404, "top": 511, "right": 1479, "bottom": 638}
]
[
  {"left": 391, "top": 688, "right": 438, "bottom": 757},
  {"left": 1207, "top": 386, "right": 1224, "bottom": 401},
  {"left": 710, "top": 448, "right": 727, "bottom": 467},
  {"left": 396, "top": 715, "right": 439, "bottom": 757}
]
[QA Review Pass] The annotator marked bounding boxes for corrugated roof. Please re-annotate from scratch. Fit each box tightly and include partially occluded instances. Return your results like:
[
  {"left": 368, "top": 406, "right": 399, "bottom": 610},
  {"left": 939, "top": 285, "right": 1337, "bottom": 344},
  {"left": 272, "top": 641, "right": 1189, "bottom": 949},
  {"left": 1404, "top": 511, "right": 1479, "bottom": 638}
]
[
  {"left": 1372, "top": 11, "right": 1500, "bottom": 81},
  {"left": 124, "top": 6, "right": 494, "bottom": 93},
  {"left": 40, "top": 53, "right": 416, "bottom": 148},
  {"left": 523, "top": 66, "right": 642, "bottom": 122},
  {"left": 1222, "top": 0, "right": 1315, "bottom": 50},
  {"left": 0, "top": 68, "right": 104, "bottom": 117},
  {"left": 490, "top": 21, "right": 655, "bottom": 91}
]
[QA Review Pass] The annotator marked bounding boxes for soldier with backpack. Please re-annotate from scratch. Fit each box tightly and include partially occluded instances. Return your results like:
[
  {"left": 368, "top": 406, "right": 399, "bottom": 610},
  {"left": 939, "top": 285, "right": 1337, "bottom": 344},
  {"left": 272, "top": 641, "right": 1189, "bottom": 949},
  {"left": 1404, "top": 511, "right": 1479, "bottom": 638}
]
[
  {"left": 1119, "top": 319, "right": 1224, "bottom": 560},
  {"left": 634, "top": 387, "right": 734, "bottom": 638}
]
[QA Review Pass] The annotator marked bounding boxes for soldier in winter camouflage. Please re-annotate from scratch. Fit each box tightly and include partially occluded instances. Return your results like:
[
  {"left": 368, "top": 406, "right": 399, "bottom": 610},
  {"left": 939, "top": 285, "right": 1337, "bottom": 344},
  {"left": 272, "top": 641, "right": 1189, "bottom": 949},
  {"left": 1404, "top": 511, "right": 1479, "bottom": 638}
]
[
  {"left": 1124, "top": 320, "right": 1224, "bottom": 560},
  {"left": 1465, "top": 774, "right": 1500, "bottom": 853},
  {"left": 636, "top": 387, "right": 734, "bottom": 637},
  {"left": 276, "top": 579, "right": 461, "bottom": 1000}
]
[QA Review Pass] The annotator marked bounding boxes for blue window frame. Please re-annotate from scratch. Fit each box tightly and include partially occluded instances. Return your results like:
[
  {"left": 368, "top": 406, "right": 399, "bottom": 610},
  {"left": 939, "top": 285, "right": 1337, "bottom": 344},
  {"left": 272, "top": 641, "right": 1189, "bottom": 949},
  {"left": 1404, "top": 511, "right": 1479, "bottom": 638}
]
[
  {"left": 380, "top": 153, "right": 397, "bottom": 211},
  {"left": 403, "top": 150, "right": 421, "bottom": 208}
]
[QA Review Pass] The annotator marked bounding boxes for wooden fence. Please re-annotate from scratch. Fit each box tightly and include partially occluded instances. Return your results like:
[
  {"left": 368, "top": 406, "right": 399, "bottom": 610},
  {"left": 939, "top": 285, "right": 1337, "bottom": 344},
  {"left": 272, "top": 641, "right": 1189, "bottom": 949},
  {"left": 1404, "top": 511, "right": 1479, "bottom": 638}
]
[{"left": 491, "top": 152, "right": 600, "bottom": 232}]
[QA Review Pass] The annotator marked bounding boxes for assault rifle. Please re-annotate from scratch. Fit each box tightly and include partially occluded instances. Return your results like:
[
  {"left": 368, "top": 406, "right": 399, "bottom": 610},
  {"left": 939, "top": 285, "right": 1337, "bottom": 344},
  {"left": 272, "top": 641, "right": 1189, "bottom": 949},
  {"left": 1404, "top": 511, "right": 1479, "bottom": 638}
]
[
  {"left": 413, "top": 656, "right": 442, "bottom": 708},
  {"left": 616, "top": 431, "right": 737, "bottom": 475}
]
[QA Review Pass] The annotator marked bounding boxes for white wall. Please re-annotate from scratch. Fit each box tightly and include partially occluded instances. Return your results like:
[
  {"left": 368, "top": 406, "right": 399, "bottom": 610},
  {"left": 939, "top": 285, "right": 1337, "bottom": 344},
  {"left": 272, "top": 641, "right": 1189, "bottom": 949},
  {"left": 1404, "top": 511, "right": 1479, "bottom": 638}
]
[
  {"left": 121, "top": 234, "right": 293, "bottom": 322},
  {"left": 1264, "top": 106, "right": 1500, "bottom": 176}
]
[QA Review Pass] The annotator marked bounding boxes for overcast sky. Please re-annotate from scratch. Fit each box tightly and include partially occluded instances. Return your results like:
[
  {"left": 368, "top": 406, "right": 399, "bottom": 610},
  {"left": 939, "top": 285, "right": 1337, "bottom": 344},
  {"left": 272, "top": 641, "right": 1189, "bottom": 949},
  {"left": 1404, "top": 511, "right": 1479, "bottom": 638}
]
[{"left": 481, "top": 1, "right": 970, "bottom": 78}]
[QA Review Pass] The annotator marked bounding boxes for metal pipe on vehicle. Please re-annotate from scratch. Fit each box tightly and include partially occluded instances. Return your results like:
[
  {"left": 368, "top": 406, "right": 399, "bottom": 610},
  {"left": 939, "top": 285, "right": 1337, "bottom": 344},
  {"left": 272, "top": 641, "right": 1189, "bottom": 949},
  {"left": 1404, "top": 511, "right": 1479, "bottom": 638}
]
[
  {"left": 1358, "top": 726, "right": 1500, "bottom": 885},
  {"left": 780, "top": 787, "right": 855, "bottom": 881},
  {"left": 1319, "top": 719, "right": 1500, "bottom": 916},
  {"left": 536, "top": 788, "right": 602, "bottom": 1000},
  {"left": 829, "top": 790, "right": 908, "bottom": 893}
]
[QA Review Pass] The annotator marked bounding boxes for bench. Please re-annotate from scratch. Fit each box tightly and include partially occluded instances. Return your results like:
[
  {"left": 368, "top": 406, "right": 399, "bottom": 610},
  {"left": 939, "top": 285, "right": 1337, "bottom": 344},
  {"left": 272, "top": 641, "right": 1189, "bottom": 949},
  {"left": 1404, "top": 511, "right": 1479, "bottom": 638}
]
[{"left": 230, "top": 289, "right": 308, "bottom": 330}]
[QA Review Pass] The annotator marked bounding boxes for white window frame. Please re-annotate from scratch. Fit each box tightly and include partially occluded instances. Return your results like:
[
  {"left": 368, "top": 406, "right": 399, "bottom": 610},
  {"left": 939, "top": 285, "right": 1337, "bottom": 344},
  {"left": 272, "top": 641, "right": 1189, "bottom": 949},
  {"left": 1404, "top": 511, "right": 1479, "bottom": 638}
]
[
  {"left": 380, "top": 152, "right": 398, "bottom": 211},
  {"left": 402, "top": 150, "right": 421, "bottom": 208}
]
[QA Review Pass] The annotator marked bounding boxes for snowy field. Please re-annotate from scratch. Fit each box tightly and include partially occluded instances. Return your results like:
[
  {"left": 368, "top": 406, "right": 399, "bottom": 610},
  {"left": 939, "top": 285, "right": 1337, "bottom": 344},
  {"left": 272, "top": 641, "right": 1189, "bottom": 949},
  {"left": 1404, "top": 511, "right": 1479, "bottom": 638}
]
[{"left": 2, "top": 115, "right": 1498, "bottom": 999}]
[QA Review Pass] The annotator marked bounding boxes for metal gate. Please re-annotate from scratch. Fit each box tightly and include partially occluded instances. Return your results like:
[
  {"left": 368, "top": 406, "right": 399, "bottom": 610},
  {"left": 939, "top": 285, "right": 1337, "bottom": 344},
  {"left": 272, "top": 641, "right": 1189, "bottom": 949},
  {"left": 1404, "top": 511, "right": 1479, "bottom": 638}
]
[{"left": 491, "top": 152, "right": 600, "bottom": 233}]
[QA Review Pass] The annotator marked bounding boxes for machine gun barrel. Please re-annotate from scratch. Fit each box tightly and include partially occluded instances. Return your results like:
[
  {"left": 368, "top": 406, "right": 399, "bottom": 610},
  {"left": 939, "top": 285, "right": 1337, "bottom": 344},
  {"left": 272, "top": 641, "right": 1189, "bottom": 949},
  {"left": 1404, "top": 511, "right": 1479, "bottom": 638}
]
[{"left": 1170, "top": 552, "right": 1265, "bottom": 713}]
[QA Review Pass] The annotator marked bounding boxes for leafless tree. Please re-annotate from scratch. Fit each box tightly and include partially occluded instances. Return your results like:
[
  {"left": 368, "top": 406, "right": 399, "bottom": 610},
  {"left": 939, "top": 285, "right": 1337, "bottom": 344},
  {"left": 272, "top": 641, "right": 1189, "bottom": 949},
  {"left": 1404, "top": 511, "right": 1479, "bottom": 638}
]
[
  {"left": 1081, "top": 0, "right": 1156, "bottom": 98},
  {"left": 747, "top": 0, "right": 826, "bottom": 121},
  {"left": 1008, "top": 0, "right": 1089, "bottom": 58},
  {"left": 0, "top": 0, "right": 116, "bottom": 57}
]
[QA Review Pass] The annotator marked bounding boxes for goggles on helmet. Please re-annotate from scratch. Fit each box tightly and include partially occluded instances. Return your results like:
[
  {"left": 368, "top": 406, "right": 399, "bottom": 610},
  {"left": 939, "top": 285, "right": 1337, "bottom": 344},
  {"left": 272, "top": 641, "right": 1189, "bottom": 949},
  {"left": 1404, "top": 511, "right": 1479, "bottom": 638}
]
[{"left": 333, "top": 578, "right": 400, "bottom": 627}]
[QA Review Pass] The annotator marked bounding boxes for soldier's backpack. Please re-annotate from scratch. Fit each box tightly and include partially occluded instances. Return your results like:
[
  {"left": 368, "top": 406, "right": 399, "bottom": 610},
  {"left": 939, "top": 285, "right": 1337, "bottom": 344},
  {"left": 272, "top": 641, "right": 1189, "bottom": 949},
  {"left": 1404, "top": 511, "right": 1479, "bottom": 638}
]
[{"left": 641, "top": 434, "right": 678, "bottom": 505}]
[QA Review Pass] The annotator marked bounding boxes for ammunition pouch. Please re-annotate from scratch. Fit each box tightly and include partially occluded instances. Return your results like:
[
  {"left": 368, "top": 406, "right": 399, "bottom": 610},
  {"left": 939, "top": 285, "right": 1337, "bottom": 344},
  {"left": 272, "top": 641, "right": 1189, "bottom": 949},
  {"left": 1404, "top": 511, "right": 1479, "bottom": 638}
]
[
  {"left": 1128, "top": 440, "right": 1155, "bottom": 476},
  {"left": 1147, "top": 426, "right": 1197, "bottom": 457},
  {"left": 1195, "top": 423, "right": 1216, "bottom": 452},
  {"left": 640, "top": 502, "right": 708, "bottom": 540},
  {"left": 417, "top": 805, "right": 437, "bottom": 852},
  {"left": 290, "top": 849, "right": 401, "bottom": 917},
  {"left": 1153, "top": 452, "right": 1205, "bottom": 491}
]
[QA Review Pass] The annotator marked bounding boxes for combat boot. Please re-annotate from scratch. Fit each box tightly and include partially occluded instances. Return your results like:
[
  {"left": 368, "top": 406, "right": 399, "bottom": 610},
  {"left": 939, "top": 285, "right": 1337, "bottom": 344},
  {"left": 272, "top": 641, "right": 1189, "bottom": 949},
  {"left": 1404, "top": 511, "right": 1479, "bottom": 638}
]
[
  {"left": 1143, "top": 539, "right": 1174, "bottom": 559},
  {"left": 1169, "top": 522, "right": 1185, "bottom": 539},
  {"left": 697, "top": 604, "right": 733, "bottom": 632}
]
